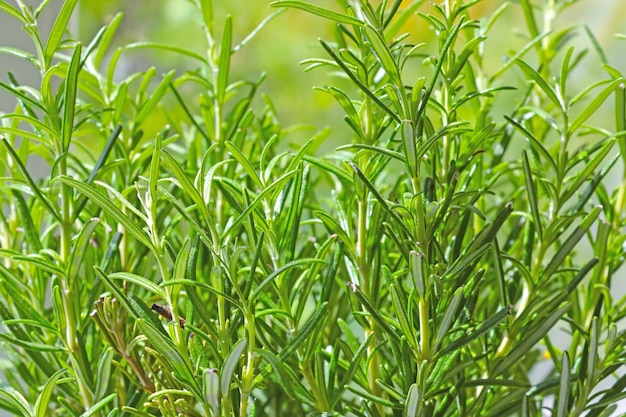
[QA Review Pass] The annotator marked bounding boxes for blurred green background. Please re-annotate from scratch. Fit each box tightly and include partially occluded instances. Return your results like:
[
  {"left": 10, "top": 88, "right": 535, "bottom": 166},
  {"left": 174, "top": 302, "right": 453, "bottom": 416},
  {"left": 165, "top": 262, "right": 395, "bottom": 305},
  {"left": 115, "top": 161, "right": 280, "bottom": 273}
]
[
  {"left": 74, "top": 0, "right": 626, "bottom": 142},
  {"left": 1, "top": 0, "right": 625, "bottom": 143}
]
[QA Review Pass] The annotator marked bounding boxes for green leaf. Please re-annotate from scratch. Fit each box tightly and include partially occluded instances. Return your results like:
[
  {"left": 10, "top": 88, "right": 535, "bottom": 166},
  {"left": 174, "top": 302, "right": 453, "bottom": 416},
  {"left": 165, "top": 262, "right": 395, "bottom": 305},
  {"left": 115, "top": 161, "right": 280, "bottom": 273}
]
[
  {"left": 520, "top": 0, "right": 539, "bottom": 39},
  {"left": 347, "top": 161, "right": 412, "bottom": 237},
  {"left": 319, "top": 39, "right": 401, "bottom": 123},
  {"left": 505, "top": 116, "right": 558, "bottom": 174},
  {"left": 435, "top": 304, "right": 512, "bottom": 359},
  {"left": 136, "top": 318, "right": 201, "bottom": 398},
  {"left": 11, "top": 189, "right": 43, "bottom": 252},
  {"left": 270, "top": 1, "right": 364, "bottom": 26},
  {"left": 203, "top": 369, "right": 219, "bottom": 416},
  {"left": 129, "top": 296, "right": 170, "bottom": 338},
  {"left": 257, "top": 349, "right": 296, "bottom": 399},
  {"left": 11, "top": 254, "right": 65, "bottom": 277},
  {"left": 106, "top": 272, "right": 166, "bottom": 299},
  {"left": 389, "top": 284, "right": 415, "bottom": 349},
  {"left": 61, "top": 42, "right": 81, "bottom": 152},
  {"left": 34, "top": 369, "right": 68, "bottom": 417},
  {"left": 405, "top": 384, "right": 419, "bottom": 417},
  {"left": 0, "top": 331, "right": 64, "bottom": 352},
  {"left": 122, "top": 42, "right": 208, "bottom": 65},
  {"left": 0, "top": 82, "right": 46, "bottom": 112},
  {"left": 58, "top": 176, "right": 154, "bottom": 251},
  {"left": 350, "top": 283, "right": 402, "bottom": 343},
  {"left": 161, "top": 150, "right": 211, "bottom": 221},
  {"left": 0, "top": 2, "right": 28, "bottom": 24},
  {"left": 148, "top": 133, "right": 162, "bottom": 233},
  {"left": 345, "top": 384, "right": 395, "bottom": 407},
  {"left": 0, "top": 300, "right": 57, "bottom": 377},
  {"left": 134, "top": 69, "right": 176, "bottom": 127},
  {"left": 321, "top": 87, "right": 361, "bottom": 134},
  {"left": 234, "top": 9, "right": 284, "bottom": 53},
  {"left": 220, "top": 338, "right": 247, "bottom": 395},
  {"left": 302, "top": 155, "right": 353, "bottom": 184},
  {"left": 0, "top": 47, "right": 36, "bottom": 64},
  {"left": 493, "top": 303, "right": 571, "bottom": 375},
  {"left": 119, "top": 406, "right": 152, "bottom": 417},
  {"left": 522, "top": 150, "right": 543, "bottom": 239},
  {"left": 73, "top": 125, "right": 122, "bottom": 220},
  {"left": 587, "top": 405, "right": 618, "bottom": 417},
  {"left": 93, "top": 12, "right": 123, "bottom": 70},
  {"left": 542, "top": 206, "right": 601, "bottom": 279},
  {"left": 336, "top": 143, "right": 405, "bottom": 163},
  {"left": 515, "top": 59, "right": 563, "bottom": 111},
  {"left": 217, "top": 15, "right": 232, "bottom": 103},
  {"left": 164, "top": 279, "right": 243, "bottom": 312},
  {"left": 0, "top": 278, "right": 54, "bottom": 332},
  {"left": 433, "top": 287, "right": 464, "bottom": 353},
  {"left": 409, "top": 250, "right": 425, "bottom": 299},
  {"left": 416, "top": 18, "right": 463, "bottom": 123},
  {"left": 1, "top": 138, "right": 61, "bottom": 221},
  {"left": 79, "top": 394, "right": 116, "bottom": 417},
  {"left": 93, "top": 348, "right": 115, "bottom": 401},
  {"left": 569, "top": 78, "right": 623, "bottom": 134},
  {"left": 555, "top": 352, "right": 570, "bottom": 417},
  {"left": 364, "top": 24, "right": 401, "bottom": 84},
  {"left": 222, "top": 168, "right": 298, "bottom": 240},
  {"left": 615, "top": 86, "right": 626, "bottom": 182},
  {"left": 93, "top": 267, "right": 154, "bottom": 326},
  {"left": 67, "top": 218, "right": 100, "bottom": 283},
  {"left": 584, "top": 24, "right": 608, "bottom": 66},
  {"left": 586, "top": 317, "right": 599, "bottom": 386},
  {"left": 280, "top": 163, "right": 309, "bottom": 262},
  {"left": 225, "top": 141, "right": 263, "bottom": 189},
  {"left": 561, "top": 138, "right": 615, "bottom": 204},
  {"left": 0, "top": 387, "right": 33, "bottom": 417},
  {"left": 279, "top": 302, "right": 329, "bottom": 361},
  {"left": 250, "top": 258, "right": 326, "bottom": 302},
  {"left": 44, "top": 0, "right": 79, "bottom": 68}
]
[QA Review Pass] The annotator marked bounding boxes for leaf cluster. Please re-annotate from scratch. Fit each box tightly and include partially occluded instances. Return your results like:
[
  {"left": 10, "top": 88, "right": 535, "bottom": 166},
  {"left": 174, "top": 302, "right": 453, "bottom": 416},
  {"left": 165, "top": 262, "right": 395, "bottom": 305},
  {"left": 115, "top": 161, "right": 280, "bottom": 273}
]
[{"left": 0, "top": 0, "right": 624, "bottom": 416}]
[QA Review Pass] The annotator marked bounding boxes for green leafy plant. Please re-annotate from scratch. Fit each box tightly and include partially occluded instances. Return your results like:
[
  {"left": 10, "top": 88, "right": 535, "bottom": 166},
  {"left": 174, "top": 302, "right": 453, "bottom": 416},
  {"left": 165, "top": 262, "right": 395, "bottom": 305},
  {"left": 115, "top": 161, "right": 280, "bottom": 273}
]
[{"left": 0, "top": 0, "right": 624, "bottom": 416}]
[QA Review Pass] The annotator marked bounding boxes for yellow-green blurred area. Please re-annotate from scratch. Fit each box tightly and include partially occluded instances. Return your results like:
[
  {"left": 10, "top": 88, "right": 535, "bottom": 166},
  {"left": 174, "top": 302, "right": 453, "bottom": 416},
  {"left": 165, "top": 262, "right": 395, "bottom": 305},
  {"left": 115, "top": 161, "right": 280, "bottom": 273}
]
[{"left": 75, "top": 0, "right": 626, "bottom": 142}]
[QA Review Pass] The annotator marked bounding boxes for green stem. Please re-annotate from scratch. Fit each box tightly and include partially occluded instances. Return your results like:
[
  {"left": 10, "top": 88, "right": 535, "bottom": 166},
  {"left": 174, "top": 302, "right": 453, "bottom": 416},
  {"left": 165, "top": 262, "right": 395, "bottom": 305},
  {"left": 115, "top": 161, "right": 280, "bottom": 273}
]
[
  {"left": 301, "top": 361, "right": 331, "bottom": 412},
  {"left": 59, "top": 158, "right": 93, "bottom": 407},
  {"left": 240, "top": 311, "right": 256, "bottom": 417},
  {"left": 418, "top": 298, "right": 431, "bottom": 362}
]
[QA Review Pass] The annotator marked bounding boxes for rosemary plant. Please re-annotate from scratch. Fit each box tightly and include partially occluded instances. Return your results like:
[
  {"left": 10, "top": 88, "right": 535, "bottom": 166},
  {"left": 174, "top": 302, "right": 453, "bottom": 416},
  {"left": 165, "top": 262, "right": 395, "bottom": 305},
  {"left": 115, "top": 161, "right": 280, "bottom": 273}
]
[{"left": 0, "top": 0, "right": 624, "bottom": 416}]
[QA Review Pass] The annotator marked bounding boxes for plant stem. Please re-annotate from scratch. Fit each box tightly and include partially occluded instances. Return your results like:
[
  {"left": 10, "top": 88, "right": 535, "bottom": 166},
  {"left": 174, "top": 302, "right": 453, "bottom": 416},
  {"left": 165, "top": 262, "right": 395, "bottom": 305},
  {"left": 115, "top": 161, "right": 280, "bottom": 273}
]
[
  {"left": 240, "top": 310, "right": 256, "bottom": 417},
  {"left": 59, "top": 157, "right": 93, "bottom": 407}
]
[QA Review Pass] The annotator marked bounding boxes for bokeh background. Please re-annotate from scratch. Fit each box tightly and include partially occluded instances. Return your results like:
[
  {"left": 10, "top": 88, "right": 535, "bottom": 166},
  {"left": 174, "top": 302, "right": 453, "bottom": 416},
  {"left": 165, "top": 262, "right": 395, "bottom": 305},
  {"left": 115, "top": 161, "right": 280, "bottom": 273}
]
[
  {"left": 2, "top": 0, "right": 626, "bottom": 136},
  {"left": 75, "top": 0, "right": 626, "bottom": 143}
]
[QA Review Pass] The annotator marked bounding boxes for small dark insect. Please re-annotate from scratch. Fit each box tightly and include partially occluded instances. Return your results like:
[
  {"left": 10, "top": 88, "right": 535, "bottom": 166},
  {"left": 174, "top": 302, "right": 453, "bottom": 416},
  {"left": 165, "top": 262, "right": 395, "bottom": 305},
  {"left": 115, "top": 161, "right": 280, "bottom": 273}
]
[{"left": 151, "top": 303, "right": 186, "bottom": 329}]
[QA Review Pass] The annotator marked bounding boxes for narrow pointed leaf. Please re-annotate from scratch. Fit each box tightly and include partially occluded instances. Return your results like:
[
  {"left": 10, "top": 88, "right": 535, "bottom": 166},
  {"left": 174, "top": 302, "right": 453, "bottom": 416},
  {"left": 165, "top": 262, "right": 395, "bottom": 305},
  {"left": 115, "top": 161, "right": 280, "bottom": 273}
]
[
  {"left": 569, "top": 78, "right": 623, "bottom": 134},
  {"left": 2, "top": 139, "right": 61, "bottom": 221},
  {"left": 220, "top": 339, "right": 247, "bottom": 395},
  {"left": 59, "top": 176, "right": 154, "bottom": 251},
  {"left": 34, "top": 369, "right": 68, "bottom": 417},
  {"left": 270, "top": 1, "right": 364, "bottom": 26},
  {"left": 556, "top": 352, "right": 570, "bottom": 417},
  {"left": 494, "top": 303, "right": 571, "bottom": 375},
  {"left": 61, "top": 42, "right": 81, "bottom": 152},
  {"left": 44, "top": 0, "right": 79, "bottom": 67},
  {"left": 217, "top": 16, "right": 232, "bottom": 103},
  {"left": 435, "top": 304, "right": 512, "bottom": 359},
  {"left": 136, "top": 319, "right": 201, "bottom": 398},
  {"left": 522, "top": 151, "right": 543, "bottom": 238}
]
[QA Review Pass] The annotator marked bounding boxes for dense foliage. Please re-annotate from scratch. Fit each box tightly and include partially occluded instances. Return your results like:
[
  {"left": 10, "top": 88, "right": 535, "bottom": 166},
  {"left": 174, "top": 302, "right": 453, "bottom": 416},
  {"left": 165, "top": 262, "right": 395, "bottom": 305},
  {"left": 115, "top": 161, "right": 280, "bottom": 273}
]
[{"left": 0, "top": 0, "right": 624, "bottom": 416}]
